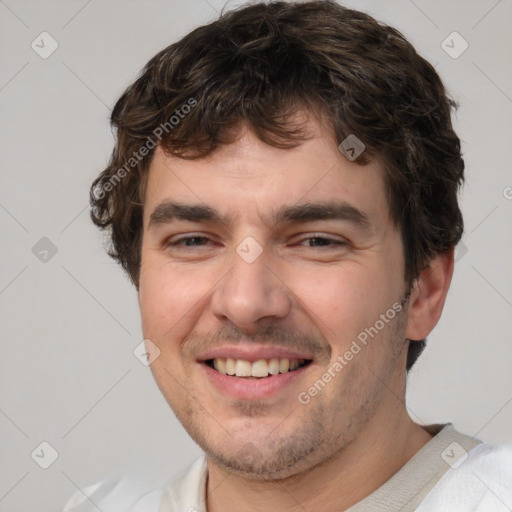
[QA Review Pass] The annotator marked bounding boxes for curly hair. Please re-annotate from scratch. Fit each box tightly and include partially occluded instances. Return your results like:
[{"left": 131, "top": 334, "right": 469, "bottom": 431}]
[{"left": 90, "top": 0, "right": 464, "bottom": 371}]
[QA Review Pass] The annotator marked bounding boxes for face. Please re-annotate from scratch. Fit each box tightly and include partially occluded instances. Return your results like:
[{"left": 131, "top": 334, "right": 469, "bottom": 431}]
[{"left": 138, "top": 119, "right": 411, "bottom": 479}]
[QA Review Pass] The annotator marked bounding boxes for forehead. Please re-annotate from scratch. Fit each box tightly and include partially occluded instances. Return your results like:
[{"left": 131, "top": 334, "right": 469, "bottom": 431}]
[{"left": 143, "top": 123, "right": 390, "bottom": 232}]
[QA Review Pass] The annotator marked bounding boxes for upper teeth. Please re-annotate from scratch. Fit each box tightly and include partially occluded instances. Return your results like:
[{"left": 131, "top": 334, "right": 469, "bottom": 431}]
[{"left": 212, "top": 358, "right": 306, "bottom": 377}]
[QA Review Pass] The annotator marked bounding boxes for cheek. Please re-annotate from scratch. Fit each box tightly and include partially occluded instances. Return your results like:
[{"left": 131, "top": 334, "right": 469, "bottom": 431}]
[
  {"left": 292, "top": 263, "right": 379, "bottom": 333},
  {"left": 290, "top": 258, "right": 403, "bottom": 359},
  {"left": 138, "top": 256, "right": 213, "bottom": 339}
]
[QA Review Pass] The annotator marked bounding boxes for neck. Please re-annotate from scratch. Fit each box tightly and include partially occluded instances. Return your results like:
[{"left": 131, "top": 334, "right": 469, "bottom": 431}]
[{"left": 205, "top": 410, "right": 433, "bottom": 512}]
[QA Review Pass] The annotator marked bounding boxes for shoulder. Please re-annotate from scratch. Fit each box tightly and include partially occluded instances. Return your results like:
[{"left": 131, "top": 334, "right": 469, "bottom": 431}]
[
  {"left": 442, "top": 442, "right": 512, "bottom": 487},
  {"left": 159, "top": 454, "right": 208, "bottom": 511},
  {"left": 61, "top": 462, "right": 178, "bottom": 512},
  {"left": 418, "top": 442, "right": 512, "bottom": 512}
]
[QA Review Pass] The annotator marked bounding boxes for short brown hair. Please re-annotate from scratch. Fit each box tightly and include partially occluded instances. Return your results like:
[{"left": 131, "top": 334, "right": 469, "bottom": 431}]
[{"left": 90, "top": 1, "right": 464, "bottom": 370}]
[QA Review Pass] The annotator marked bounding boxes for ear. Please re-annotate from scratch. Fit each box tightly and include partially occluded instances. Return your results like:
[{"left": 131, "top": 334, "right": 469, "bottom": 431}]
[{"left": 405, "top": 249, "right": 454, "bottom": 341}]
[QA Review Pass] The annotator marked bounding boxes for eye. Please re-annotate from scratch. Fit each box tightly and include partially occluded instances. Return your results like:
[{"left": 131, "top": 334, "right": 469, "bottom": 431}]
[
  {"left": 298, "top": 236, "right": 348, "bottom": 248},
  {"left": 164, "top": 234, "right": 348, "bottom": 251},
  {"left": 167, "top": 235, "right": 212, "bottom": 248}
]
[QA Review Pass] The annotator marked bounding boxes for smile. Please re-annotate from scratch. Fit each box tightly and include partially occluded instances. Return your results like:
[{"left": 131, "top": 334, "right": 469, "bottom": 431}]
[{"left": 206, "top": 357, "right": 312, "bottom": 378}]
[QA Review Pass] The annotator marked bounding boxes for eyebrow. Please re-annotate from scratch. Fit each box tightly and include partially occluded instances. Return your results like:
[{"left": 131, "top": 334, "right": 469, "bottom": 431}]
[{"left": 148, "top": 200, "right": 372, "bottom": 231}]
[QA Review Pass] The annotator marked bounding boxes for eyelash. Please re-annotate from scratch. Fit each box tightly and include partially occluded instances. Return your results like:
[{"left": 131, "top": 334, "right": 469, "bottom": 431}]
[{"left": 167, "top": 234, "right": 347, "bottom": 249}]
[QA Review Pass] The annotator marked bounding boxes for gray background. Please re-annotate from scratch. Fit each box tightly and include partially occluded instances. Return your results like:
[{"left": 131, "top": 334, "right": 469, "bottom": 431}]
[{"left": 0, "top": 0, "right": 511, "bottom": 511}]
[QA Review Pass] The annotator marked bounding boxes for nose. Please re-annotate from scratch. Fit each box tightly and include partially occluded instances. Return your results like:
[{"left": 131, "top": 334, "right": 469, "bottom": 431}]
[{"left": 210, "top": 243, "right": 292, "bottom": 331}]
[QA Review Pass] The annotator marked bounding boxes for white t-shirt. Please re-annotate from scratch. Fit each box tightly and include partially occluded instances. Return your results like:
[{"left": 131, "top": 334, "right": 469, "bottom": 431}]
[{"left": 63, "top": 424, "right": 512, "bottom": 512}]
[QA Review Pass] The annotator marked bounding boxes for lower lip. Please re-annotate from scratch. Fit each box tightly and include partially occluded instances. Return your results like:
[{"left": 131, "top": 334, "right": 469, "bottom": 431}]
[{"left": 200, "top": 363, "right": 310, "bottom": 400}]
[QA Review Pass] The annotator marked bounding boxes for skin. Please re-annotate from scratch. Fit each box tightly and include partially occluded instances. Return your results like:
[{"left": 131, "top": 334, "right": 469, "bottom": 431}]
[{"left": 138, "top": 116, "right": 454, "bottom": 511}]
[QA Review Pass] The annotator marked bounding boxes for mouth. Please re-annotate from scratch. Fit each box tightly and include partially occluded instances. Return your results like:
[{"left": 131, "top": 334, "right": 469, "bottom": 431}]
[
  {"left": 205, "top": 357, "right": 312, "bottom": 378},
  {"left": 197, "top": 347, "right": 315, "bottom": 400}
]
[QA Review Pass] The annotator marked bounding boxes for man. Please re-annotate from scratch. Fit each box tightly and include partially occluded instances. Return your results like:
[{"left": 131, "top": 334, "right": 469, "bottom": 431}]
[{"left": 64, "top": 1, "right": 512, "bottom": 511}]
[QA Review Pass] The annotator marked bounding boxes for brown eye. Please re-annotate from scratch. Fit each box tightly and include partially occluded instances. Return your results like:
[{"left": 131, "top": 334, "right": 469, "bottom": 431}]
[
  {"left": 298, "top": 236, "right": 347, "bottom": 248},
  {"left": 167, "top": 235, "right": 213, "bottom": 248}
]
